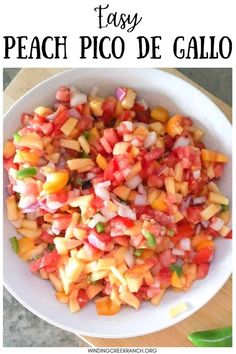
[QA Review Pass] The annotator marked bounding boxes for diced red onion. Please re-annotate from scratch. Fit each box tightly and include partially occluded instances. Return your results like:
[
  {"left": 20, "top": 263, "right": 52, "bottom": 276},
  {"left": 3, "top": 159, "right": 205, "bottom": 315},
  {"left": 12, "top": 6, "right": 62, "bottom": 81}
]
[
  {"left": 180, "top": 196, "right": 192, "bottom": 213},
  {"left": 195, "top": 223, "right": 202, "bottom": 235},
  {"left": 70, "top": 87, "right": 87, "bottom": 106},
  {"left": 138, "top": 183, "right": 146, "bottom": 195},
  {"left": 173, "top": 137, "right": 190, "bottom": 149},
  {"left": 193, "top": 196, "right": 206, "bottom": 205},
  {"left": 137, "top": 98, "right": 149, "bottom": 110},
  {"left": 18, "top": 195, "right": 37, "bottom": 209},
  {"left": 134, "top": 194, "right": 148, "bottom": 206},
  {"left": 144, "top": 132, "right": 157, "bottom": 149},
  {"left": 112, "top": 199, "right": 136, "bottom": 220},
  {"left": 172, "top": 248, "right": 185, "bottom": 256},
  {"left": 123, "top": 167, "right": 132, "bottom": 178},
  {"left": 86, "top": 173, "right": 95, "bottom": 180},
  {"left": 122, "top": 121, "right": 133, "bottom": 132},
  {"left": 124, "top": 248, "right": 135, "bottom": 268},
  {"left": 201, "top": 220, "right": 210, "bottom": 228},
  {"left": 68, "top": 107, "right": 81, "bottom": 118},
  {"left": 193, "top": 169, "right": 201, "bottom": 180},
  {"left": 90, "top": 85, "right": 99, "bottom": 97},
  {"left": 126, "top": 175, "right": 142, "bottom": 189},
  {"left": 100, "top": 207, "right": 117, "bottom": 220},
  {"left": 96, "top": 181, "right": 111, "bottom": 189},
  {"left": 210, "top": 217, "right": 224, "bottom": 231},
  {"left": 115, "top": 87, "right": 126, "bottom": 102},
  {"left": 179, "top": 238, "right": 191, "bottom": 251},
  {"left": 110, "top": 229, "right": 125, "bottom": 237},
  {"left": 88, "top": 232, "right": 106, "bottom": 251},
  {"left": 151, "top": 280, "right": 161, "bottom": 289},
  {"left": 88, "top": 213, "right": 107, "bottom": 228},
  {"left": 94, "top": 186, "right": 110, "bottom": 201},
  {"left": 47, "top": 107, "right": 60, "bottom": 121}
]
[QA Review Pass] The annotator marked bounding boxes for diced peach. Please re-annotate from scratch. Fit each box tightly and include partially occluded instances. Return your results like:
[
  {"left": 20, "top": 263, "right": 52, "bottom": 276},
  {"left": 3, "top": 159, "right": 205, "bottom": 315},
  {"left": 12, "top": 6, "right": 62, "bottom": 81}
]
[
  {"left": 150, "top": 191, "right": 167, "bottom": 212},
  {"left": 17, "top": 228, "right": 41, "bottom": 239},
  {"left": 86, "top": 283, "right": 104, "bottom": 300},
  {"left": 151, "top": 106, "right": 169, "bottom": 123},
  {"left": 113, "top": 142, "right": 130, "bottom": 155},
  {"left": 121, "top": 88, "right": 136, "bottom": 110},
  {"left": 126, "top": 161, "right": 142, "bottom": 180},
  {"left": 151, "top": 289, "right": 166, "bottom": 305},
  {"left": 6, "top": 195, "right": 18, "bottom": 221},
  {"left": 18, "top": 133, "right": 43, "bottom": 150},
  {"left": 65, "top": 258, "right": 85, "bottom": 282},
  {"left": 171, "top": 271, "right": 185, "bottom": 288},
  {"left": 3, "top": 141, "right": 16, "bottom": 159},
  {"left": 95, "top": 296, "right": 121, "bottom": 315},
  {"left": 164, "top": 176, "right": 175, "bottom": 195},
  {"left": 150, "top": 122, "right": 165, "bottom": 135},
  {"left": 48, "top": 273, "right": 64, "bottom": 292},
  {"left": 34, "top": 106, "right": 53, "bottom": 116},
  {"left": 90, "top": 98, "right": 104, "bottom": 117},
  {"left": 201, "top": 149, "right": 228, "bottom": 163},
  {"left": 166, "top": 115, "right": 184, "bottom": 137},
  {"left": 126, "top": 277, "right": 143, "bottom": 293},
  {"left": 96, "top": 154, "right": 107, "bottom": 170},
  {"left": 119, "top": 290, "right": 140, "bottom": 309},
  {"left": 55, "top": 292, "right": 69, "bottom": 304},
  {"left": 97, "top": 258, "right": 116, "bottom": 270},
  {"left": 113, "top": 185, "right": 131, "bottom": 201}
]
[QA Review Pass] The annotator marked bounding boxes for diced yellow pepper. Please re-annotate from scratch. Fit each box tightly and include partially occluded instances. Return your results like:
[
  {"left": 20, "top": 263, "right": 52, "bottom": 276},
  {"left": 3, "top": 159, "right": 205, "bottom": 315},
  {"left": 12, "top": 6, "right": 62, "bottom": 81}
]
[
  {"left": 43, "top": 171, "right": 69, "bottom": 194},
  {"left": 171, "top": 272, "right": 185, "bottom": 288},
  {"left": 113, "top": 185, "right": 131, "bottom": 201},
  {"left": 60, "top": 117, "right": 78, "bottom": 136},
  {"left": 150, "top": 191, "right": 167, "bottom": 212},
  {"left": 96, "top": 154, "right": 108, "bottom": 170}
]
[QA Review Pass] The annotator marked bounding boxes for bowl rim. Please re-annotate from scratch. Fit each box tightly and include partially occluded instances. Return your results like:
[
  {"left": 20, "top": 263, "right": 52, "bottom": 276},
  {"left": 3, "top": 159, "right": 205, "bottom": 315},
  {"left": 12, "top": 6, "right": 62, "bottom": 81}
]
[{"left": 3, "top": 68, "right": 232, "bottom": 338}]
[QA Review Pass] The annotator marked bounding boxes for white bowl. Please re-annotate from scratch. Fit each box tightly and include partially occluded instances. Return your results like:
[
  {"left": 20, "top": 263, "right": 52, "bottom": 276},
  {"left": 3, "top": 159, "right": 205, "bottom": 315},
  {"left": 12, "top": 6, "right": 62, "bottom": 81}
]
[{"left": 3, "top": 68, "right": 232, "bottom": 338}]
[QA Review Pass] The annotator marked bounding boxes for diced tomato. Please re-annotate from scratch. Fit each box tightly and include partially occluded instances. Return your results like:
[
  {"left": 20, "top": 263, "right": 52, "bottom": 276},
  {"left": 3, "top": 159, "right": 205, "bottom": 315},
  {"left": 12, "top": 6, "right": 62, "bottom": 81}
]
[
  {"left": 214, "top": 163, "right": 224, "bottom": 178},
  {"left": 53, "top": 110, "right": 70, "bottom": 133},
  {"left": 110, "top": 216, "right": 134, "bottom": 229},
  {"left": 196, "top": 263, "right": 210, "bottom": 279},
  {"left": 3, "top": 157, "right": 18, "bottom": 171},
  {"left": 77, "top": 289, "right": 89, "bottom": 308},
  {"left": 164, "top": 152, "right": 178, "bottom": 167},
  {"left": 147, "top": 175, "right": 165, "bottom": 188},
  {"left": 159, "top": 249, "right": 176, "bottom": 268},
  {"left": 77, "top": 115, "right": 94, "bottom": 133},
  {"left": 117, "top": 122, "right": 132, "bottom": 137},
  {"left": 173, "top": 222, "right": 195, "bottom": 243},
  {"left": 52, "top": 215, "right": 72, "bottom": 232},
  {"left": 157, "top": 267, "right": 172, "bottom": 288},
  {"left": 40, "top": 231, "right": 55, "bottom": 244},
  {"left": 91, "top": 195, "right": 104, "bottom": 210},
  {"left": 102, "top": 99, "right": 116, "bottom": 115},
  {"left": 103, "top": 128, "right": 119, "bottom": 147},
  {"left": 21, "top": 113, "right": 33, "bottom": 126},
  {"left": 114, "top": 154, "right": 132, "bottom": 171},
  {"left": 205, "top": 227, "right": 219, "bottom": 238},
  {"left": 164, "top": 135, "right": 175, "bottom": 150},
  {"left": 113, "top": 236, "right": 130, "bottom": 247},
  {"left": 41, "top": 122, "right": 54, "bottom": 136},
  {"left": 100, "top": 137, "right": 112, "bottom": 154},
  {"left": 225, "top": 230, "right": 232, "bottom": 239},
  {"left": 186, "top": 206, "right": 202, "bottom": 224},
  {"left": 194, "top": 247, "right": 214, "bottom": 264},
  {"left": 144, "top": 148, "right": 164, "bottom": 162},
  {"left": 56, "top": 87, "right": 70, "bottom": 102},
  {"left": 135, "top": 109, "right": 151, "bottom": 123},
  {"left": 30, "top": 250, "right": 60, "bottom": 272},
  {"left": 48, "top": 190, "right": 68, "bottom": 204},
  {"left": 104, "top": 160, "right": 116, "bottom": 181}
]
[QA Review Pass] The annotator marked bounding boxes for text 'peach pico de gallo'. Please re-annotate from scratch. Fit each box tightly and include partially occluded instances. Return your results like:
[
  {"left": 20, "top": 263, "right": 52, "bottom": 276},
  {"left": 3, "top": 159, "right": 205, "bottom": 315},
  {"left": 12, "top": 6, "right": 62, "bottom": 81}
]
[{"left": 4, "top": 85, "right": 231, "bottom": 315}]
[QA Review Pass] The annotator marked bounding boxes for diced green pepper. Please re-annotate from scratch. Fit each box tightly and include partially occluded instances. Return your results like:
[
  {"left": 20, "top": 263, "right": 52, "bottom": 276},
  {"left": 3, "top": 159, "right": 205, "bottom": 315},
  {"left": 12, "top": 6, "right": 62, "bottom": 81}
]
[
  {"left": 10, "top": 237, "right": 19, "bottom": 253},
  {"left": 82, "top": 151, "right": 89, "bottom": 158},
  {"left": 16, "top": 167, "right": 37, "bottom": 179},
  {"left": 87, "top": 275, "right": 97, "bottom": 285},
  {"left": 221, "top": 205, "right": 229, "bottom": 212},
  {"left": 144, "top": 231, "right": 156, "bottom": 248},
  {"left": 188, "top": 326, "right": 232, "bottom": 347},
  {"left": 170, "top": 264, "right": 183, "bottom": 277},
  {"left": 13, "top": 132, "right": 21, "bottom": 142},
  {"left": 134, "top": 249, "right": 143, "bottom": 257},
  {"left": 76, "top": 178, "right": 83, "bottom": 185},
  {"left": 96, "top": 222, "right": 105, "bottom": 233},
  {"left": 83, "top": 131, "right": 90, "bottom": 140},
  {"left": 47, "top": 244, "right": 55, "bottom": 251},
  {"left": 169, "top": 229, "right": 175, "bottom": 237}
]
